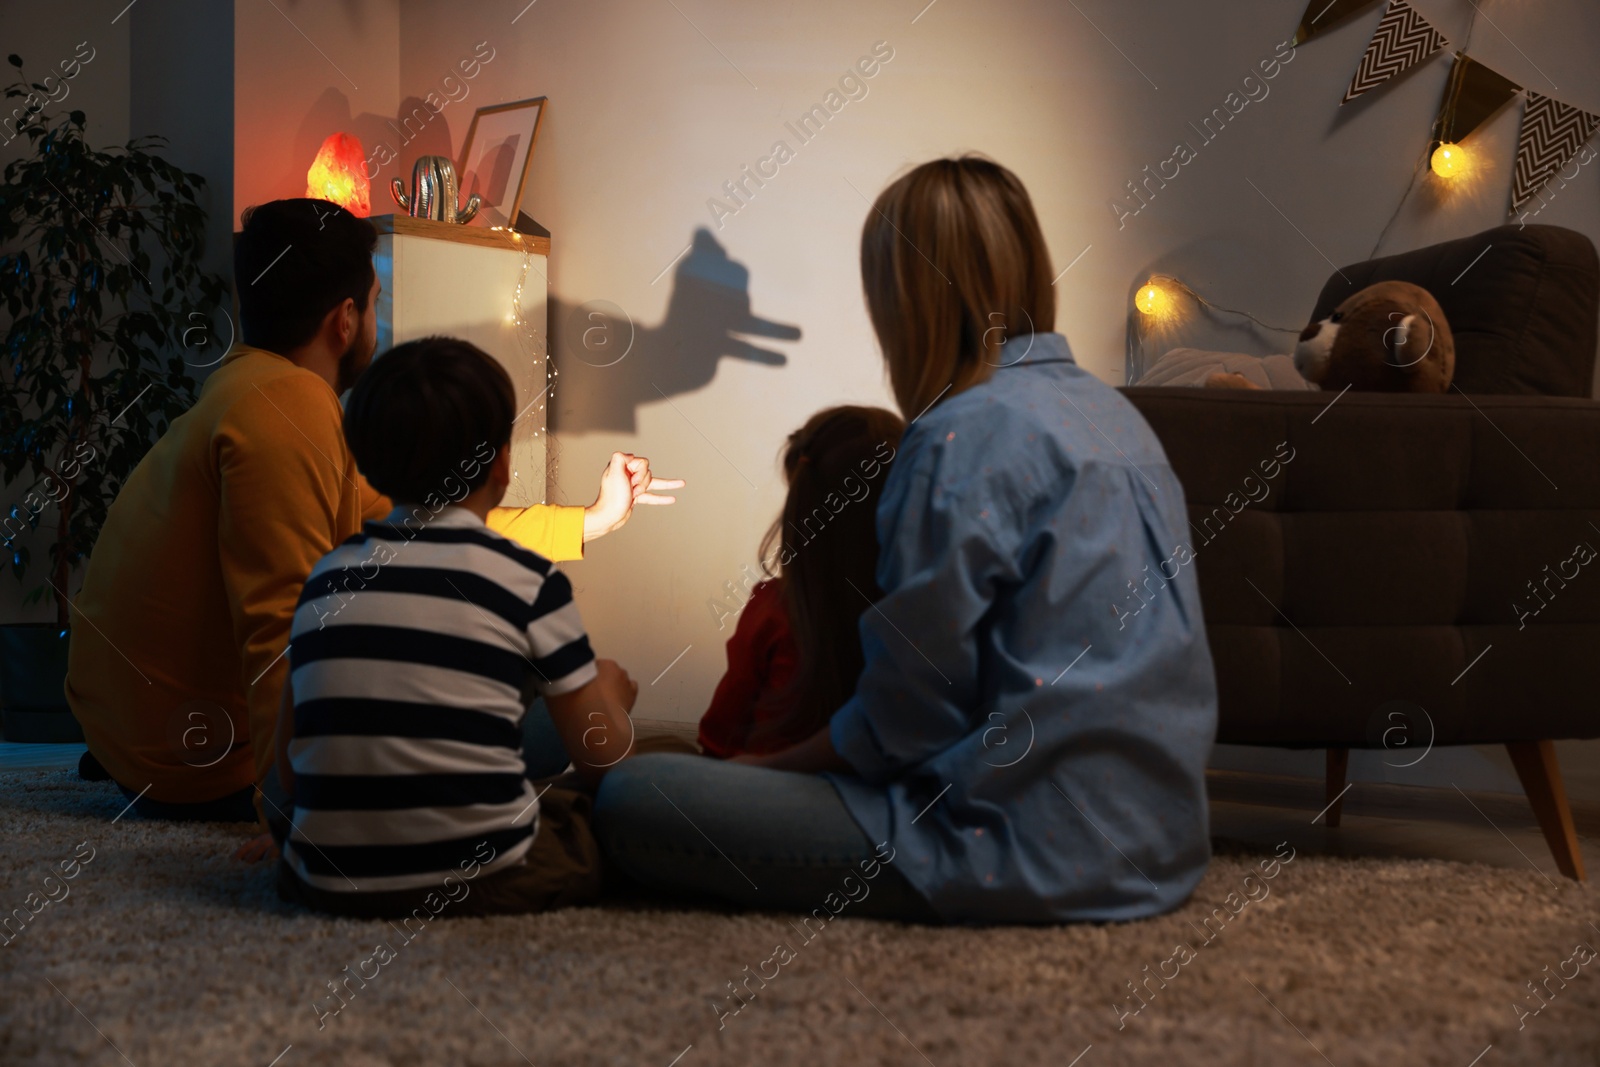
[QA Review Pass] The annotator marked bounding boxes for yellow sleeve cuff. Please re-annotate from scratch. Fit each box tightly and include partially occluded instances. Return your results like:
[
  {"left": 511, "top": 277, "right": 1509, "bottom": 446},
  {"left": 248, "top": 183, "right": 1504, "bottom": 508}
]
[{"left": 487, "top": 504, "right": 586, "bottom": 562}]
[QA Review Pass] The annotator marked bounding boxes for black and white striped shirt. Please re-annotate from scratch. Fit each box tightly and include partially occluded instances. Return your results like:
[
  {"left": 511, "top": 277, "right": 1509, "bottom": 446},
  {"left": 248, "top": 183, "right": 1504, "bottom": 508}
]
[{"left": 283, "top": 506, "right": 596, "bottom": 894}]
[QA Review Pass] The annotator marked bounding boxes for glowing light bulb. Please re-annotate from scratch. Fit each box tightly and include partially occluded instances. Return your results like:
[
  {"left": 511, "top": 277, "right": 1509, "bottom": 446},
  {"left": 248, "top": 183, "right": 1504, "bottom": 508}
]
[
  {"left": 1135, "top": 282, "right": 1168, "bottom": 317},
  {"left": 1430, "top": 142, "right": 1466, "bottom": 179}
]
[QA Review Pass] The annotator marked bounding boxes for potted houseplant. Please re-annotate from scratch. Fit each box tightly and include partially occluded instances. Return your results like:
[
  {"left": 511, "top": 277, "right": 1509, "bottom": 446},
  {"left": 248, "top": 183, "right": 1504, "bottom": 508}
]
[{"left": 0, "top": 55, "right": 228, "bottom": 741}]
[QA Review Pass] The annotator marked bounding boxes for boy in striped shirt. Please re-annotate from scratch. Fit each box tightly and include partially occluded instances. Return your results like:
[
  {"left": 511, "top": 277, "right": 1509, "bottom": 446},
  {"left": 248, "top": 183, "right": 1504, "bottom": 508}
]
[{"left": 274, "top": 336, "right": 639, "bottom": 917}]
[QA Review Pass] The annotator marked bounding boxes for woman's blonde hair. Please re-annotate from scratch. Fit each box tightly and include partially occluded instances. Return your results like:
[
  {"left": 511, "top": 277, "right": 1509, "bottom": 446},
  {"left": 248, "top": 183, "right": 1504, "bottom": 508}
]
[{"left": 860, "top": 156, "right": 1056, "bottom": 418}]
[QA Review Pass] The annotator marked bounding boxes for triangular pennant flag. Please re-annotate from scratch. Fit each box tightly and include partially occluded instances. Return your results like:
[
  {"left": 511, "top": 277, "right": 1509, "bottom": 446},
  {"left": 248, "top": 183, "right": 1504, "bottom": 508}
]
[
  {"left": 1293, "top": 0, "right": 1381, "bottom": 45},
  {"left": 1511, "top": 92, "right": 1600, "bottom": 211},
  {"left": 1431, "top": 52, "right": 1523, "bottom": 149},
  {"left": 1342, "top": 0, "right": 1447, "bottom": 103}
]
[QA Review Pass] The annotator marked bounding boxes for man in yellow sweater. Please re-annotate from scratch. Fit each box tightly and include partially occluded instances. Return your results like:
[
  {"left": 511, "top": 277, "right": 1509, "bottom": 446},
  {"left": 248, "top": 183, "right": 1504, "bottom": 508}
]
[{"left": 66, "top": 199, "right": 681, "bottom": 820}]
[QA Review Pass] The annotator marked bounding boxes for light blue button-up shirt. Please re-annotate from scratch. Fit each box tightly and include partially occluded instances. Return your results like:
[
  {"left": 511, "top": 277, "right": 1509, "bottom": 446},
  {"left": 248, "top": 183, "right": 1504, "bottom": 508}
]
[{"left": 828, "top": 332, "right": 1217, "bottom": 924}]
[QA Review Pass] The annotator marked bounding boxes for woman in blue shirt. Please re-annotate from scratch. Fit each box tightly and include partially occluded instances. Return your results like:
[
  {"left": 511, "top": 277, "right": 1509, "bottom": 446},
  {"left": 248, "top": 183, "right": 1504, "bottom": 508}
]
[{"left": 594, "top": 157, "right": 1217, "bottom": 924}]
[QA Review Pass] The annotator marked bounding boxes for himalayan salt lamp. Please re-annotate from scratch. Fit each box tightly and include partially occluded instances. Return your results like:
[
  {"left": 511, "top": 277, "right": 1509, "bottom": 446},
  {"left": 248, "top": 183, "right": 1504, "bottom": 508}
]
[{"left": 305, "top": 132, "right": 370, "bottom": 217}]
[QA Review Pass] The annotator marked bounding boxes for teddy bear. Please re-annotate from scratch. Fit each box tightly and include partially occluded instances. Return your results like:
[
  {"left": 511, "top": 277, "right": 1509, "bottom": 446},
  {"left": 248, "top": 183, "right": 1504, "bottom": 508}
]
[{"left": 1200, "top": 280, "right": 1455, "bottom": 393}]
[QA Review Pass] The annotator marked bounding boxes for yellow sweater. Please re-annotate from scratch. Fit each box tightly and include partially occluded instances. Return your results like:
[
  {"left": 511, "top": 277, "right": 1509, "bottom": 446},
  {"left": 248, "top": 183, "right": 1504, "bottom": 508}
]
[{"left": 66, "top": 345, "right": 583, "bottom": 803}]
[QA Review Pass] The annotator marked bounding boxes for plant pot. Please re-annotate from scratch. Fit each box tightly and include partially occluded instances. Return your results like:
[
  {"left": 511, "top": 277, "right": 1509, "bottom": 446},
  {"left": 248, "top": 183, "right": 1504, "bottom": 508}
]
[{"left": 0, "top": 624, "right": 81, "bottom": 743}]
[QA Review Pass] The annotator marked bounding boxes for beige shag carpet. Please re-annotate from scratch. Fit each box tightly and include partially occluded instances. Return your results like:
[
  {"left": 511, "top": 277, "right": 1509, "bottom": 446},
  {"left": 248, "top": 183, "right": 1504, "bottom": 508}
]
[{"left": 2, "top": 768, "right": 1598, "bottom": 1067}]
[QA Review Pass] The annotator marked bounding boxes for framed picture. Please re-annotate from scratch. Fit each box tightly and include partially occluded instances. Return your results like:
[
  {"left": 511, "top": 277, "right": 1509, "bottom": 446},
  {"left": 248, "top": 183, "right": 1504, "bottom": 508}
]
[{"left": 457, "top": 96, "right": 547, "bottom": 230}]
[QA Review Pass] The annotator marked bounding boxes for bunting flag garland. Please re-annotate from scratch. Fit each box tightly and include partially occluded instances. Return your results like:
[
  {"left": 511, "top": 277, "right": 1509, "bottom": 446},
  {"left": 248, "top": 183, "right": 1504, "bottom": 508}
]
[
  {"left": 1430, "top": 52, "right": 1523, "bottom": 150},
  {"left": 1293, "top": 0, "right": 1381, "bottom": 46},
  {"left": 1296, "top": 5, "right": 1598, "bottom": 219},
  {"left": 1511, "top": 92, "right": 1600, "bottom": 212},
  {"left": 1342, "top": 0, "right": 1447, "bottom": 103}
]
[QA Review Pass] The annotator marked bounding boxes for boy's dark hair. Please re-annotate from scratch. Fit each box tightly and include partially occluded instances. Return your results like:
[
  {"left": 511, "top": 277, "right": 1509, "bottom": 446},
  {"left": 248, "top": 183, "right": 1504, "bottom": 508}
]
[
  {"left": 235, "top": 199, "right": 377, "bottom": 354},
  {"left": 343, "top": 337, "right": 516, "bottom": 504}
]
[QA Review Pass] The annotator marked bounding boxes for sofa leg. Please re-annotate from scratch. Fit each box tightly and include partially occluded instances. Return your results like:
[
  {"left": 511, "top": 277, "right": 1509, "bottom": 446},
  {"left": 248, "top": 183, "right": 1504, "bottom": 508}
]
[
  {"left": 1505, "top": 740, "right": 1586, "bottom": 882},
  {"left": 1323, "top": 748, "right": 1349, "bottom": 828}
]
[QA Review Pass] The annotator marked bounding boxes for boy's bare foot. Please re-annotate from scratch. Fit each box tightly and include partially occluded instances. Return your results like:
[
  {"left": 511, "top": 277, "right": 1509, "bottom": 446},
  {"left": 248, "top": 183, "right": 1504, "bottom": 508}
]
[{"left": 234, "top": 832, "right": 279, "bottom": 864}]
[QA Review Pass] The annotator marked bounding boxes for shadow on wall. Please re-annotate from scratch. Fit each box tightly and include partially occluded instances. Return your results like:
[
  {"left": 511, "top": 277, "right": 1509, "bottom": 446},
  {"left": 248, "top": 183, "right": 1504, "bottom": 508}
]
[{"left": 550, "top": 228, "right": 802, "bottom": 434}]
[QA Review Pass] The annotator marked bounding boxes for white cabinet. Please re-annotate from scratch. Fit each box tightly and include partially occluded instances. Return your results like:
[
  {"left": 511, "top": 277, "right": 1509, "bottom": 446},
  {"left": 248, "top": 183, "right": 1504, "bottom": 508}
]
[{"left": 371, "top": 215, "right": 551, "bottom": 506}]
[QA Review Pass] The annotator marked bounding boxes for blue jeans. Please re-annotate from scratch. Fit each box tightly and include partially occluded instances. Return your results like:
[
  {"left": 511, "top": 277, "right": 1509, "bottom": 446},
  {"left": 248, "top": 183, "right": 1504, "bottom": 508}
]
[
  {"left": 522, "top": 698, "right": 572, "bottom": 779},
  {"left": 593, "top": 753, "right": 940, "bottom": 922}
]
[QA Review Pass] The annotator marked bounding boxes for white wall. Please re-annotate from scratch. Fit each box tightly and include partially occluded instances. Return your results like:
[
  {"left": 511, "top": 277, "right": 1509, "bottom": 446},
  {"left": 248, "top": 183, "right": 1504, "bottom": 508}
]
[
  {"left": 395, "top": 0, "right": 1600, "bottom": 754},
  {"left": 232, "top": 0, "right": 402, "bottom": 222},
  {"left": 15, "top": 0, "right": 1600, "bottom": 793},
  {"left": 0, "top": 4, "right": 128, "bottom": 173},
  {"left": 396, "top": 0, "right": 1139, "bottom": 722},
  {"left": 132, "top": 0, "right": 234, "bottom": 308}
]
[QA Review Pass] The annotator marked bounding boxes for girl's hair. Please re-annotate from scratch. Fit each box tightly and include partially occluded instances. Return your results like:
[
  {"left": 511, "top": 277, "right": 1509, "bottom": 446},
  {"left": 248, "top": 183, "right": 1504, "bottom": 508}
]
[
  {"left": 755, "top": 405, "right": 906, "bottom": 743},
  {"left": 860, "top": 155, "right": 1056, "bottom": 419}
]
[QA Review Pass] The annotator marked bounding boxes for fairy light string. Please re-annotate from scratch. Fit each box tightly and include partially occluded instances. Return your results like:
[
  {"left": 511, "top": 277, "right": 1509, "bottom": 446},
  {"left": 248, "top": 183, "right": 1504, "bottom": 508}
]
[
  {"left": 1127, "top": 273, "right": 1304, "bottom": 384},
  {"left": 1145, "top": 273, "right": 1302, "bottom": 334},
  {"left": 508, "top": 244, "right": 557, "bottom": 502}
]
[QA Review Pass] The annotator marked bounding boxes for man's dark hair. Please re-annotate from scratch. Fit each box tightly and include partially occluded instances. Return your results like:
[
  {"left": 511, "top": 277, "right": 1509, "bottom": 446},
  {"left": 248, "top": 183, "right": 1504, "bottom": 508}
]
[
  {"left": 343, "top": 337, "right": 516, "bottom": 504},
  {"left": 235, "top": 199, "right": 378, "bottom": 353}
]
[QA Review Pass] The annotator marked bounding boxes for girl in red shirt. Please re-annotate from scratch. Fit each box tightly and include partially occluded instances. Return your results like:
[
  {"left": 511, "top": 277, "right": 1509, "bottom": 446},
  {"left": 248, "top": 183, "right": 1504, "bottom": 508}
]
[{"left": 698, "top": 406, "right": 904, "bottom": 758}]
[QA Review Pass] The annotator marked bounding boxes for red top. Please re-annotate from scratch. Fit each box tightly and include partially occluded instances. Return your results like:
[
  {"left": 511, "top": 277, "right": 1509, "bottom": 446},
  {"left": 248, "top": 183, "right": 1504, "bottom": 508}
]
[{"left": 697, "top": 580, "right": 806, "bottom": 758}]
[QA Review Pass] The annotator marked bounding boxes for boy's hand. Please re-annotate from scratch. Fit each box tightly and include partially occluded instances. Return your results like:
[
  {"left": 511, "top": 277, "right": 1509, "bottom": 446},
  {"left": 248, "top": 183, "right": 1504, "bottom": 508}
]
[
  {"left": 234, "top": 833, "right": 279, "bottom": 864},
  {"left": 583, "top": 452, "right": 685, "bottom": 542},
  {"left": 595, "top": 657, "right": 639, "bottom": 713},
  {"left": 548, "top": 659, "right": 639, "bottom": 784}
]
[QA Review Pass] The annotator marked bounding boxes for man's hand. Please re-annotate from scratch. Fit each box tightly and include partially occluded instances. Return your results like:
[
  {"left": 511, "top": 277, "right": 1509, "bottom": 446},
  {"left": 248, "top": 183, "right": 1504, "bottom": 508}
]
[
  {"left": 583, "top": 452, "right": 685, "bottom": 542},
  {"left": 234, "top": 832, "right": 279, "bottom": 864}
]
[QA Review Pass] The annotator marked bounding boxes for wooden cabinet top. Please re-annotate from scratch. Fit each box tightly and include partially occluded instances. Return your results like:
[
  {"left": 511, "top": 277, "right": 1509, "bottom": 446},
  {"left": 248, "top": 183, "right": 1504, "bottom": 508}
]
[{"left": 371, "top": 214, "right": 551, "bottom": 256}]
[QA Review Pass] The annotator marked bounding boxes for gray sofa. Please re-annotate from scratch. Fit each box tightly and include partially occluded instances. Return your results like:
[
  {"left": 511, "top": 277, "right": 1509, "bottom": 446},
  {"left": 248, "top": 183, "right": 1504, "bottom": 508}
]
[{"left": 1124, "top": 224, "right": 1600, "bottom": 880}]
